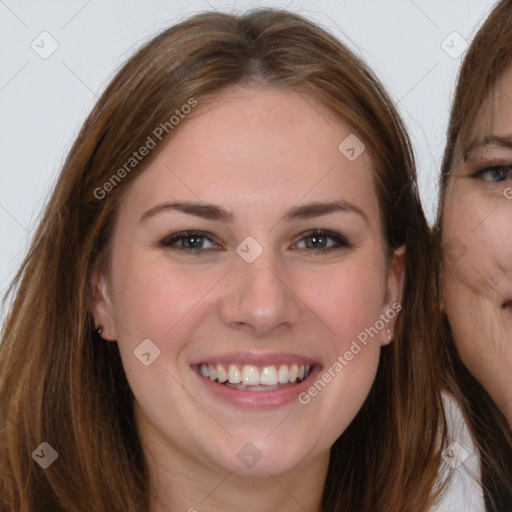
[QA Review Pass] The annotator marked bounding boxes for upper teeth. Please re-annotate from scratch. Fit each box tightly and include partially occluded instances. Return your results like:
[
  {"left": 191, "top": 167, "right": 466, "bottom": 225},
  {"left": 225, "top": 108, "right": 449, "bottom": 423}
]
[{"left": 199, "top": 363, "right": 311, "bottom": 386}]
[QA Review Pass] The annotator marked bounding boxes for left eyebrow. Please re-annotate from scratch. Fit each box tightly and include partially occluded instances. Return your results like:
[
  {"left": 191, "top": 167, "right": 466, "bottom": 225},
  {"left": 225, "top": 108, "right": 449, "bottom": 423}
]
[
  {"left": 139, "top": 199, "right": 368, "bottom": 224},
  {"left": 464, "top": 135, "right": 512, "bottom": 159},
  {"left": 282, "top": 200, "right": 368, "bottom": 223}
]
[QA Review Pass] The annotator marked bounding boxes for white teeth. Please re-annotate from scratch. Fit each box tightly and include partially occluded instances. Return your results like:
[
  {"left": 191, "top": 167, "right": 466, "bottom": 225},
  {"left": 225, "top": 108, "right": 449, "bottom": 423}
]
[
  {"left": 208, "top": 364, "right": 217, "bottom": 381},
  {"left": 242, "top": 365, "right": 260, "bottom": 385},
  {"left": 260, "top": 365, "right": 278, "bottom": 385},
  {"left": 216, "top": 364, "right": 228, "bottom": 383},
  {"left": 289, "top": 364, "right": 298, "bottom": 382},
  {"left": 277, "top": 364, "right": 289, "bottom": 384},
  {"left": 228, "top": 364, "right": 242, "bottom": 384},
  {"left": 200, "top": 364, "right": 209, "bottom": 378},
  {"left": 199, "top": 362, "right": 311, "bottom": 387}
]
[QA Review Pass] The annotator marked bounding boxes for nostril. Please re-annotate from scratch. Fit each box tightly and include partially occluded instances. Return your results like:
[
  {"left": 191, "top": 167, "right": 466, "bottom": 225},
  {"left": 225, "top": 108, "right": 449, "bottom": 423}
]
[{"left": 501, "top": 299, "right": 512, "bottom": 309}]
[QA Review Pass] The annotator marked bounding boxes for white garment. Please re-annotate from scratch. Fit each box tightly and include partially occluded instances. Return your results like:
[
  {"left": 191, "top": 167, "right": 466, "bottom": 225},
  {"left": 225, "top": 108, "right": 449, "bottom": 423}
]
[{"left": 431, "top": 393, "right": 486, "bottom": 512}]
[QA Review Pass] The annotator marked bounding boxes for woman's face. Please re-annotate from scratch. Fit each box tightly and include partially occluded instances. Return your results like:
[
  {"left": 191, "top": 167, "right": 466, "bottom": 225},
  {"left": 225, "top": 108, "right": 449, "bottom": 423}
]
[
  {"left": 92, "top": 86, "right": 403, "bottom": 479},
  {"left": 442, "top": 66, "right": 512, "bottom": 424}
]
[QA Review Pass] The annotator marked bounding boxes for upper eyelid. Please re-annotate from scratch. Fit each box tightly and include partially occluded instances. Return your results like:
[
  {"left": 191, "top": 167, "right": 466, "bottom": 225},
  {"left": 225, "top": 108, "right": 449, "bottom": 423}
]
[
  {"left": 470, "top": 158, "right": 512, "bottom": 169},
  {"left": 478, "top": 163, "right": 512, "bottom": 169}
]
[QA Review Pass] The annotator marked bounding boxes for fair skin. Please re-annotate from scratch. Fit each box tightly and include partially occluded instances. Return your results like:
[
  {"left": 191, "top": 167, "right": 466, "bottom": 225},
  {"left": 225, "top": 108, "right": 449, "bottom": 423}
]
[
  {"left": 92, "top": 85, "right": 403, "bottom": 512},
  {"left": 443, "top": 66, "right": 512, "bottom": 428}
]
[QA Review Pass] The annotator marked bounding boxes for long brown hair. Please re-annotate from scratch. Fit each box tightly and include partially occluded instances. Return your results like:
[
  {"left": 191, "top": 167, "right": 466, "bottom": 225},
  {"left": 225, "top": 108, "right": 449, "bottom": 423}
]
[
  {"left": 0, "top": 9, "right": 445, "bottom": 511},
  {"left": 437, "top": 1, "right": 512, "bottom": 509}
]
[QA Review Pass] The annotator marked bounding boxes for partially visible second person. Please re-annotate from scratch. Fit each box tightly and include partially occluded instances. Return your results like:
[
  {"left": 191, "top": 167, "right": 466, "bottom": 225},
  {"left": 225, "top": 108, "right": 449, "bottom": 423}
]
[{"left": 438, "top": 1, "right": 512, "bottom": 510}]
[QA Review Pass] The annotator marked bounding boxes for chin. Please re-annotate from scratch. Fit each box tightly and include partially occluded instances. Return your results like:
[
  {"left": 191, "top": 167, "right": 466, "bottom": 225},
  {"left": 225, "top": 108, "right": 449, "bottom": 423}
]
[{"left": 208, "top": 438, "right": 316, "bottom": 478}]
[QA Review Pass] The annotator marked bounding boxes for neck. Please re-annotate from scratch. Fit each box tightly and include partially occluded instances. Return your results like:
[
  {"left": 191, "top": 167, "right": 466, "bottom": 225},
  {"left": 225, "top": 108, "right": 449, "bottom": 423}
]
[{"left": 150, "top": 462, "right": 327, "bottom": 512}]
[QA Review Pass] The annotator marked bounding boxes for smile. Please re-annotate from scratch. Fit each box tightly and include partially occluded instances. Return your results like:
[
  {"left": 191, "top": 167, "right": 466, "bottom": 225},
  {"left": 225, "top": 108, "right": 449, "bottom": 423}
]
[{"left": 198, "top": 362, "right": 313, "bottom": 391}]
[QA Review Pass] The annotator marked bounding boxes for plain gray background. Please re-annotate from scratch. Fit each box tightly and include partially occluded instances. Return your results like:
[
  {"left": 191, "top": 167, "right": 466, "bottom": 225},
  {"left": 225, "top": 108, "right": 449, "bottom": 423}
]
[{"left": 0, "top": 0, "right": 496, "bottom": 320}]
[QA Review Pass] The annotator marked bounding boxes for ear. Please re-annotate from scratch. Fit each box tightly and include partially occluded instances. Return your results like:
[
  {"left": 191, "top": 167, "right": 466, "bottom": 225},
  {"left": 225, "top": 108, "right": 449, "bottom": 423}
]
[
  {"left": 90, "top": 270, "right": 117, "bottom": 341},
  {"left": 381, "top": 245, "right": 405, "bottom": 346}
]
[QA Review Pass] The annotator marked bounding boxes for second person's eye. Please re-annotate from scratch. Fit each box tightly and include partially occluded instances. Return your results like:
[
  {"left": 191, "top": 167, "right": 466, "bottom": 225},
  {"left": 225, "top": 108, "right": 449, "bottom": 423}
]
[{"left": 474, "top": 165, "right": 512, "bottom": 182}]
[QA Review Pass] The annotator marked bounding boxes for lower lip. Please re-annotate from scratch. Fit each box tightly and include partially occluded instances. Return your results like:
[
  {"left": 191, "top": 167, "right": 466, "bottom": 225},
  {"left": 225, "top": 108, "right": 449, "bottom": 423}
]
[{"left": 194, "top": 366, "right": 322, "bottom": 409}]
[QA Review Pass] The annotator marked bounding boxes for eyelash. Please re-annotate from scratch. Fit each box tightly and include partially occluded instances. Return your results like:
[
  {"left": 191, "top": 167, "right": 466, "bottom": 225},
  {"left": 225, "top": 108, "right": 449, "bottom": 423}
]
[
  {"left": 159, "top": 229, "right": 350, "bottom": 254},
  {"left": 472, "top": 165, "right": 512, "bottom": 182}
]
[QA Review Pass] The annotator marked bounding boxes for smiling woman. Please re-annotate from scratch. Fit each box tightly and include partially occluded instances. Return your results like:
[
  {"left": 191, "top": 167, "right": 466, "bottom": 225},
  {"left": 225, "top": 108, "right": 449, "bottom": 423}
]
[{"left": 0, "top": 9, "right": 446, "bottom": 512}]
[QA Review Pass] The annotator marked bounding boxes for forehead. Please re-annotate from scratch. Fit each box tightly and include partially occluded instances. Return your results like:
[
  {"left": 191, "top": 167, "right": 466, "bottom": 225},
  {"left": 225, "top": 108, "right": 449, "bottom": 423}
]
[
  {"left": 470, "top": 65, "right": 512, "bottom": 140},
  {"left": 117, "top": 85, "right": 380, "bottom": 226},
  {"left": 167, "top": 85, "right": 360, "bottom": 166}
]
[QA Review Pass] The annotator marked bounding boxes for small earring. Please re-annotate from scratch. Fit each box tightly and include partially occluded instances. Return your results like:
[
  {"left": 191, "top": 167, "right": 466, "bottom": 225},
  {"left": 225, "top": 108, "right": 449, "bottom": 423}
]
[
  {"left": 387, "top": 329, "right": 393, "bottom": 342},
  {"left": 96, "top": 325, "right": 103, "bottom": 335}
]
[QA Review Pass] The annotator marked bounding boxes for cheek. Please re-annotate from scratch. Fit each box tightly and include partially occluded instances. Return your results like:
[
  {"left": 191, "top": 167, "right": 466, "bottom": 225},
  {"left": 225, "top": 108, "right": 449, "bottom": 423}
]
[
  {"left": 443, "top": 190, "right": 475, "bottom": 249},
  {"left": 109, "top": 252, "right": 225, "bottom": 359},
  {"left": 294, "top": 257, "right": 388, "bottom": 351},
  {"left": 483, "top": 206, "right": 512, "bottom": 272},
  {"left": 444, "top": 193, "right": 512, "bottom": 292},
  {"left": 442, "top": 190, "right": 512, "bottom": 386}
]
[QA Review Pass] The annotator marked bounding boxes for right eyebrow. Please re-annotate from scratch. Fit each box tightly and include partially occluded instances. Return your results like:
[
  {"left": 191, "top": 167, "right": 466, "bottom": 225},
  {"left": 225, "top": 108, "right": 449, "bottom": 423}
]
[{"left": 140, "top": 201, "right": 234, "bottom": 223}]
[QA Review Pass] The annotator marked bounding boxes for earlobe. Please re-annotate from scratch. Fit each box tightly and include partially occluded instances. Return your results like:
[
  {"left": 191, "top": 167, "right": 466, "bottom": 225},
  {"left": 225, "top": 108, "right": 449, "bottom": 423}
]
[{"left": 90, "top": 270, "right": 117, "bottom": 341}]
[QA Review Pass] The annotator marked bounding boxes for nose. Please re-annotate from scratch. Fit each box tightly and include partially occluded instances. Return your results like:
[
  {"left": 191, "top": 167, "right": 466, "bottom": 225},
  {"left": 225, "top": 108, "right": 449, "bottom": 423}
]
[{"left": 220, "top": 248, "right": 301, "bottom": 337}]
